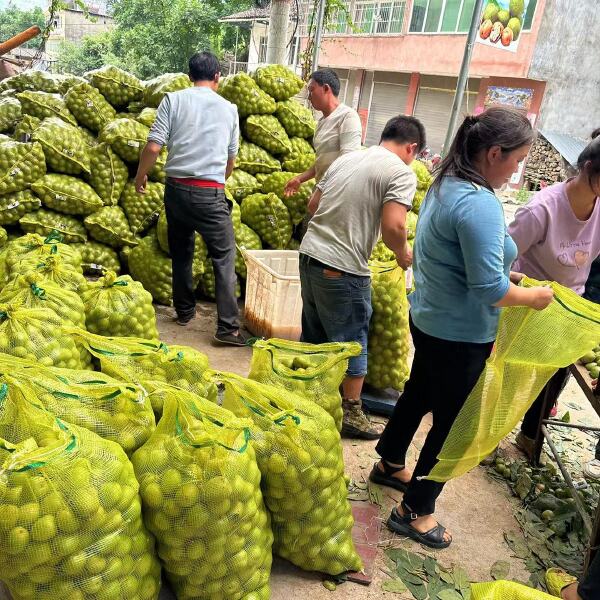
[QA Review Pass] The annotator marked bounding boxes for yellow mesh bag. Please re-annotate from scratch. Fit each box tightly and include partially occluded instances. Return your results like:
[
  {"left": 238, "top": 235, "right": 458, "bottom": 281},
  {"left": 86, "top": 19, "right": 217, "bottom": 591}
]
[
  {"left": 17, "top": 254, "right": 87, "bottom": 295},
  {"left": 471, "top": 581, "right": 556, "bottom": 599},
  {"left": 0, "top": 377, "right": 161, "bottom": 600},
  {"left": 366, "top": 260, "right": 410, "bottom": 391},
  {"left": 0, "top": 304, "right": 91, "bottom": 370},
  {"left": 81, "top": 271, "right": 159, "bottom": 340},
  {"left": 212, "top": 371, "right": 362, "bottom": 575},
  {"left": 0, "top": 272, "right": 86, "bottom": 328},
  {"left": 68, "top": 328, "right": 217, "bottom": 415},
  {"left": 0, "top": 353, "right": 155, "bottom": 455},
  {"left": 427, "top": 278, "right": 600, "bottom": 483},
  {"left": 132, "top": 384, "right": 273, "bottom": 600},
  {"left": 248, "top": 338, "right": 362, "bottom": 431}
]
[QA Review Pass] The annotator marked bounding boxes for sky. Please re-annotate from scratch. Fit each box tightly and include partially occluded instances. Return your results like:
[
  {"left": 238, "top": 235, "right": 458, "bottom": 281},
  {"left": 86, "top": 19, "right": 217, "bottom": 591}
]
[{"left": 1, "top": 0, "right": 47, "bottom": 9}]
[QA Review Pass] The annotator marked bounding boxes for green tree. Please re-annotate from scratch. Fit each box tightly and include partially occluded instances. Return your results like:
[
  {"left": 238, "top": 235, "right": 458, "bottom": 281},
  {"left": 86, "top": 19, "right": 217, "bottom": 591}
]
[
  {"left": 0, "top": 6, "right": 46, "bottom": 48},
  {"left": 55, "top": 32, "right": 122, "bottom": 75}
]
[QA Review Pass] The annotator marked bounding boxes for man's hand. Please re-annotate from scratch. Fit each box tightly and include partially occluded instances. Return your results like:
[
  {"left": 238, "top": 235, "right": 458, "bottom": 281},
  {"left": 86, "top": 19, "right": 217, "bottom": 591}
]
[
  {"left": 135, "top": 173, "right": 148, "bottom": 194},
  {"left": 284, "top": 176, "right": 301, "bottom": 197},
  {"left": 510, "top": 271, "right": 525, "bottom": 285},
  {"left": 396, "top": 245, "right": 413, "bottom": 270}
]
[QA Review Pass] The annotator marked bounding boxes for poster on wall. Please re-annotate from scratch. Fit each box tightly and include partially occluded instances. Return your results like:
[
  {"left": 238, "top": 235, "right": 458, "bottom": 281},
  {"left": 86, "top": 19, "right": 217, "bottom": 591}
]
[
  {"left": 484, "top": 86, "right": 534, "bottom": 110},
  {"left": 476, "top": 0, "right": 530, "bottom": 53}
]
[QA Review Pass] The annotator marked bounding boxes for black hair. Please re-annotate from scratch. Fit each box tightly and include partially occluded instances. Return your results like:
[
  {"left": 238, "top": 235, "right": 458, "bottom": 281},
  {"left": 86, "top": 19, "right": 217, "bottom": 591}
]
[
  {"left": 188, "top": 51, "right": 220, "bottom": 82},
  {"left": 380, "top": 115, "right": 426, "bottom": 153},
  {"left": 310, "top": 68, "right": 340, "bottom": 97},
  {"left": 433, "top": 107, "right": 534, "bottom": 192},
  {"left": 577, "top": 128, "right": 600, "bottom": 186}
]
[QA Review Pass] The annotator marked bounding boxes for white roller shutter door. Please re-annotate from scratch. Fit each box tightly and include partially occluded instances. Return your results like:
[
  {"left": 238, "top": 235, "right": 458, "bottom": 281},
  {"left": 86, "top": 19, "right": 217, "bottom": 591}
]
[{"left": 365, "top": 82, "right": 409, "bottom": 146}]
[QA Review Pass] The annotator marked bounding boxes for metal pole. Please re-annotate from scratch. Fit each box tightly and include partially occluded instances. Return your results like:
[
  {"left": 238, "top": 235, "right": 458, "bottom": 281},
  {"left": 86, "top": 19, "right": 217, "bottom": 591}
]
[
  {"left": 442, "top": 0, "right": 485, "bottom": 156},
  {"left": 311, "top": 0, "right": 326, "bottom": 72}
]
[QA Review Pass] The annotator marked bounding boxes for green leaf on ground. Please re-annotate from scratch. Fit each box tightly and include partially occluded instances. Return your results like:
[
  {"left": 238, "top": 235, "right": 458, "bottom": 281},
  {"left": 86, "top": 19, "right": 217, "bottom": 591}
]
[
  {"left": 438, "top": 590, "right": 464, "bottom": 600},
  {"left": 381, "top": 579, "right": 408, "bottom": 593},
  {"left": 490, "top": 560, "right": 510, "bottom": 580}
]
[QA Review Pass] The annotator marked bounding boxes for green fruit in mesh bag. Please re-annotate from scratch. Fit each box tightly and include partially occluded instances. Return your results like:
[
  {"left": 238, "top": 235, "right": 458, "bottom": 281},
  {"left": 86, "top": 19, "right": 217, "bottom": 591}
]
[
  {"left": 18, "top": 254, "right": 88, "bottom": 295},
  {"left": 412, "top": 188, "right": 426, "bottom": 214},
  {"left": 0, "top": 141, "right": 46, "bottom": 195},
  {"left": 54, "top": 73, "right": 88, "bottom": 94},
  {"left": 0, "top": 133, "right": 12, "bottom": 143},
  {"left": 226, "top": 169, "right": 261, "bottom": 201},
  {"left": 276, "top": 100, "right": 316, "bottom": 139},
  {"left": 241, "top": 193, "right": 292, "bottom": 249},
  {"left": 282, "top": 153, "right": 314, "bottom": 173},
  {"left": 235, "top": 140, "right": 281, "bottom": 174},
  {"left": 12, "top": 114, "right": 41, "bottom": 139},
  {"left": 64, "top": 82, "right": 117, "bottom": 133},
  {"left": 99, "top": 118, "right": 149, "bottom": 163},
  {"left": 86, "top": 65, "right": 144, "bottom": 107},
  {"left": 132, "top": 388, "right": 272, "bottom": 600},
  {"left": 82, "top": 271, "right": 158, "bottom": 340},
  {"left": 136, "top": 107, "right": 157, "bottom": 128},
  {"left": 411, "top": 159, "right": 432, "bottom": 192},
  {"left": 253, "top": 65, "right": 304, "bottom": 101},
  {"left": 406, "top": 210, "right": 418, "bottom": 240},
  {"left": 216, "top": 373, "right": 362, "bottom": 575},
  {"left": 16, "top": 91, "right": 77, "bottom": 126},
  {"left": 149, "top": 147, "right": 167, "bottom": 183},
  {"left": 245, "top": 114, "right": 291, "bottom": 155},
  {"left": 31, "top": 173, "right": 103, "bottom": 215},
  {"left": 0, "top": 190, "right": 41, "bottom": 225},
  {"left": 10, "top": 70, "right": 63, "bottom": 93},
  {"left": 0, "top": 303, "right": 88, "bottom": 369},
  {"left": 156, "top": 209, "right": 208, "bottom": 265},
  {"left": 262, "top": 171, "right": 314, "bottom": 225},
  {"left": 19, "top": 209, "right": 87, "bottom": 243},
  {"left": 286, "top": 238, "right": 300, "bottom": 250},
  {"left": 0, "top": 382, "right": 160, "bottom": 599},
  {"left": 143, "top": 72, "right": 192, "bottom": 108},
  {"left": 254, "top": 172, "right": 268, "bottom": 184},
  {"left": 88, "top": 142, "right": 129, "bottom": 205},
  {"left": 228, "top": 193, "right": 242, "bottom": 232},
  {"left": 120, "top": 180, "right": 164, "bottom": 234},
  {"left": 218, "top": 72, "right": 276, "bottom": 118},
  {"left": 366, "top": 261, "right": 410, "bottom": 391},
  {"left": 235, "top": 223, "right": 262, "bottom": 278},
  {"left": 128, "top": 232, "right": 203, "bottom": 306},
  {"left": 71, "top": 241, "right": 121, "bottom": 275},
  {"left": 78, "top": 126, "right": 97, "bottom": 147},
  {"left": 0, "top": 227, "right": 6, "bottom": 248},
  {"left": 84, "top": 205, "right": 138, "bottom": 248},
  {"left": 32, "top": 117, "right": 90, "bottom": 175},
  {"left": 199, "top": 259, "right": 242, "bottom": 300},
  {"left": 370, "top": 238, "right": 394, "bottom": 262},
  {"left": 0, "top": 97, "right": 21, "bottom": 132},
  {"left": 0, "top": 273, "right": 86, "bottom": 329},
  {"left": 286, "top": 136, "right": 315, "bottom": 156},
  {"left": 4, "top": 232, "right": 82, "bottom": 276}
]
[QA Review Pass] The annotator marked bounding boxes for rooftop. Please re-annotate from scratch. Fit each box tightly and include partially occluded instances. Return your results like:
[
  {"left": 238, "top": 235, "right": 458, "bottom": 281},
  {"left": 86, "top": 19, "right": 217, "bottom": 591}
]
[
  {"left": 539, "top": 129, "right": 587, "bottom": 167},
  {"left": 220, "top": 3, "right": 299, "bottom": 24}
]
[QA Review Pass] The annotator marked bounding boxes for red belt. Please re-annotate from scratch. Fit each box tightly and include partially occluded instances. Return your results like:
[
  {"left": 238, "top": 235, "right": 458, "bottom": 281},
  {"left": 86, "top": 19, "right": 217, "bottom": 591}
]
[{"left": 171, "top": 178, "right": 224, "bottom": 189}]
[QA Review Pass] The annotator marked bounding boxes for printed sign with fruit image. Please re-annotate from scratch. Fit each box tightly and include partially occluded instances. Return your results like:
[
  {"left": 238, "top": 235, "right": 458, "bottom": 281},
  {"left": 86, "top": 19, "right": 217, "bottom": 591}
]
[{"left": 477, "top": 0, "right": 529, "bottom": 54}]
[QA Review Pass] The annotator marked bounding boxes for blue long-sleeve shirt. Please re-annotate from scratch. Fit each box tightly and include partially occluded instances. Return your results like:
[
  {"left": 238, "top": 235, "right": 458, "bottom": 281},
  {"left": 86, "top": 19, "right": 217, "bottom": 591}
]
[{"left": 410, "top": 177, "right": 517, "bottom": 343}]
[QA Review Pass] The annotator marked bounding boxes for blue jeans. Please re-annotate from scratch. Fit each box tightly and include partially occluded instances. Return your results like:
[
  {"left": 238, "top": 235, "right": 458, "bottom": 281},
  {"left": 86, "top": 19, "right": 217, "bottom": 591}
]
[{"left": 299, "top": 254, "right": 372, "bottom": 377}]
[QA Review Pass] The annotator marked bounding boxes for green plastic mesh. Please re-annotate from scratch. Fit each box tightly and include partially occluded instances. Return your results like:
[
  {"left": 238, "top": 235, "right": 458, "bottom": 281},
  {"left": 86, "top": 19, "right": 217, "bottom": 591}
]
[{"left": 427, "top": 278, "right": 600, "bottom": 483}]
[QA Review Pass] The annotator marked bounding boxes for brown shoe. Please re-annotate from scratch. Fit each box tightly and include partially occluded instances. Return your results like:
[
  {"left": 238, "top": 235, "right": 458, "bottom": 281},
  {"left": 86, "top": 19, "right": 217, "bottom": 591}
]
[
  {"left": 516, "top": 431, "right": 536, "bottom": 462},
  {"left": 341, "top": 401, "right": 382, "bottom": 440}
]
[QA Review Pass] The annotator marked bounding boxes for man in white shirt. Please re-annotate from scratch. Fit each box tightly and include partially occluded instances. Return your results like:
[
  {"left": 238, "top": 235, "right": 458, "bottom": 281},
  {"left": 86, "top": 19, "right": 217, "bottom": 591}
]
[{"left": 284, "top": 68, "right": 362, "bottom": 195}]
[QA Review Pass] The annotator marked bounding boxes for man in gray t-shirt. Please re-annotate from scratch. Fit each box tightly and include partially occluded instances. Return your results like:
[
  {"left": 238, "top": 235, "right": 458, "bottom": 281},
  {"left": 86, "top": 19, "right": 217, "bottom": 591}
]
[
  {"left": 299, "top": 115, "right": 425, "bottom": 438},
  {"left": 135, "top": 52, "right": 247, "bottom": 346}
]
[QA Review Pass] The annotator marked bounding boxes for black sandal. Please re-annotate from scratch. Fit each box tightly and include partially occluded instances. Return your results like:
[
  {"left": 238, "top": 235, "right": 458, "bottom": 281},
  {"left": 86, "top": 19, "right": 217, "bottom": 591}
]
[
  {"left": 369, "top": 460, "right": 410, "bottom": 492},
  {"left": 387, "top": 504, "right": 452, "bottom": 549}
]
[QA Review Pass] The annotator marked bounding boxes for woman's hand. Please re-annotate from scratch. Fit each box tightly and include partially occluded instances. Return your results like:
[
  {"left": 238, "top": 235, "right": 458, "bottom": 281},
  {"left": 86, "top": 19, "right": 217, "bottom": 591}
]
[
  {"left": 526, "top": 286, "right": 554, "bottom": 310},
  {"left": 510, "top": 271, "right": 525, "bottom": 284},
  {"left": 284, "top": 176, "right": 302, "bottom": 197}
]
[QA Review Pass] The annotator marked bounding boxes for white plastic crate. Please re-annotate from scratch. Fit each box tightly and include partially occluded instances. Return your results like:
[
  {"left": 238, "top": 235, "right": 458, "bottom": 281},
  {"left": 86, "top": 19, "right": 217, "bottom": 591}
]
[{"left": 242, "top": 249, "right": 302, "bottom": 340}]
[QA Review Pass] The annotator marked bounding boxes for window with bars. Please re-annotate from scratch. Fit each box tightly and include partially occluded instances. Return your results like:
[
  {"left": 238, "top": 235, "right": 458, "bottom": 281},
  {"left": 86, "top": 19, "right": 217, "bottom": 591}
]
[
  {"left": 409, "top": 0, "right": 537, "bottom": 33},
  {"left": 354, "top": 0, "right": 406, "bottom": 34},
  {"left": 258, "top": 36, "right": 268, "bottom": 63}
]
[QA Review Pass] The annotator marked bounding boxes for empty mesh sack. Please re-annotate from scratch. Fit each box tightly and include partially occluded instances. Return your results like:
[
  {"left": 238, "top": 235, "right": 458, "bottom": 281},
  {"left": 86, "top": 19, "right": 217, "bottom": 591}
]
[
  {"left": 427, "top": 278, "right": 600, "bottom": 483},
  {"left": 471, "top": 581, "right": 556, "bottom": 600},
  {"left": 0, "top": 273, "right": 86, "bottom": 329},
  {"left": 366, "top": 260, "right": 410, "bottom": 392},
  {"left": 214, "top": 372, "right": 362, "bottom": 575},
  {"left": 81, "top": 271, "right": 158, "bottom": 340},
  {"left": 132, "top": 385, "right": 272, "bottom": 599},
  {"left": 0, "top": 377, "right": 160, "bottom": 600},
  {"left": 248, "top": 338, "right": 361, "bottom": 431},
  {"left": 0, "top": 355, "right": 155, "bottom": 455},
  {"left": 0, "top": 303, "right": 91, "bottom": 370},
  {"left": 69, "top": 328, "right": 217, "bottom": 416}
]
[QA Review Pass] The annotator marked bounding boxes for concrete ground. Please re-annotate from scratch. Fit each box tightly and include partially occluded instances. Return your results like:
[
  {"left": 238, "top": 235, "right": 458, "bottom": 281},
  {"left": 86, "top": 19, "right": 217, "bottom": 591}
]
[{"left": 154, "top": 302, "right": 599, "bottom": 599}]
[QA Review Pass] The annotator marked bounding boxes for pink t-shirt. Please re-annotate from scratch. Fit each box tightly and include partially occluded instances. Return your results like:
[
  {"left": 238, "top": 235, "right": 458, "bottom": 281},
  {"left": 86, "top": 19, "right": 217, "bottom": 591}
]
[{"left": 509, "top": 181, "right": 600, "bottom": 295}]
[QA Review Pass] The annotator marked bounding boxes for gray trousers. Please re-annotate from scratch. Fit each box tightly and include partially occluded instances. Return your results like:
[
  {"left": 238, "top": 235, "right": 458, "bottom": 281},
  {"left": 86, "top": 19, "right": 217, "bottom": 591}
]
[{"left": 164, "top": 180, "right": 239, "bottom": 335}]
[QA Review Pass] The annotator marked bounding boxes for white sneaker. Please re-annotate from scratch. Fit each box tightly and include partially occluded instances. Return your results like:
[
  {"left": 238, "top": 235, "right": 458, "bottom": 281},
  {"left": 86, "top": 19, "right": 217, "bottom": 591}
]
[{"left": 583, "top": 458, "right": 600, "bottom": 480}]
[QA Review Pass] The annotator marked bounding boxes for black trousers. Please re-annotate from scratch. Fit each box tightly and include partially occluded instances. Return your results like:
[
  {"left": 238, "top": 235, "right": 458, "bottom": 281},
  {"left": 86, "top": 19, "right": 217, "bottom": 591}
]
[
  {"left": 164, "top": 180, "right": 239, "bottom": 335},
  {"left": 376, "top": 317, "right": 493, "bottom": 515},
  {"left": 580, "top": 549, "right": 600, "bottom": 600},
  {"left": 520, "top": 367, "right": 570, "bottom": 439}
]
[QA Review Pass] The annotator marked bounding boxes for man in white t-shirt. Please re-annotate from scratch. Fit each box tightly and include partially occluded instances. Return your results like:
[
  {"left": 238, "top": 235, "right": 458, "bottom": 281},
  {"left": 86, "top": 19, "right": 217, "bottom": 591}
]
[{"left": 284, "top": 68, "right": 362, "bottom": 195}]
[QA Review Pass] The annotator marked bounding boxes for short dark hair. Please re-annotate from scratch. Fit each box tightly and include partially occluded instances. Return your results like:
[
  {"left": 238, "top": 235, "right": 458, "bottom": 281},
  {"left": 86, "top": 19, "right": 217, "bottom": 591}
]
[
  {"left": 188, "top": 52, "right": 220, "bottom": 82},
  {"left": 310, "top": 68, "right": 340, "bottom": 96},
  {"left": 380, "top": 115, "right": 426, "bottom": 153}
]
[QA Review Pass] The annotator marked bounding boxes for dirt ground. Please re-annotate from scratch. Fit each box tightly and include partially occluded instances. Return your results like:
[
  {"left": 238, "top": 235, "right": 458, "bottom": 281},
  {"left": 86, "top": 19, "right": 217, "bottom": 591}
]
[{"left": 154, "top": 302, "right": 599, "bottom": 599}]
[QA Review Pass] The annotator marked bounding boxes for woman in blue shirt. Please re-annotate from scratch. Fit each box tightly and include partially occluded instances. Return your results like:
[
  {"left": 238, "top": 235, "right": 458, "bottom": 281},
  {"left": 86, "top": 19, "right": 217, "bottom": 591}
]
[{"left": 370, "top": 108, "right": 554, "bottom": 548}]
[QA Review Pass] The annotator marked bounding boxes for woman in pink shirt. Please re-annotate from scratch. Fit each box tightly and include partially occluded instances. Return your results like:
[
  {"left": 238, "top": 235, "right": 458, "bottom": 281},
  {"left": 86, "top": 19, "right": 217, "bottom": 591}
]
[{"left": 508, "top": 130, "right": 600, "bottom": 459}]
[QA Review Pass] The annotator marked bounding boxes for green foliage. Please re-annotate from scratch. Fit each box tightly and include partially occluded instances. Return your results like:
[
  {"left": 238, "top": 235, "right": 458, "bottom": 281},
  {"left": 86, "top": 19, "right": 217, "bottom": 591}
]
[
  {"left": 55, "top": 33, "right": 122, "bottom": 77},
  {"left": 0, "top": 6, "right": 45, "bottom": 49}
]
